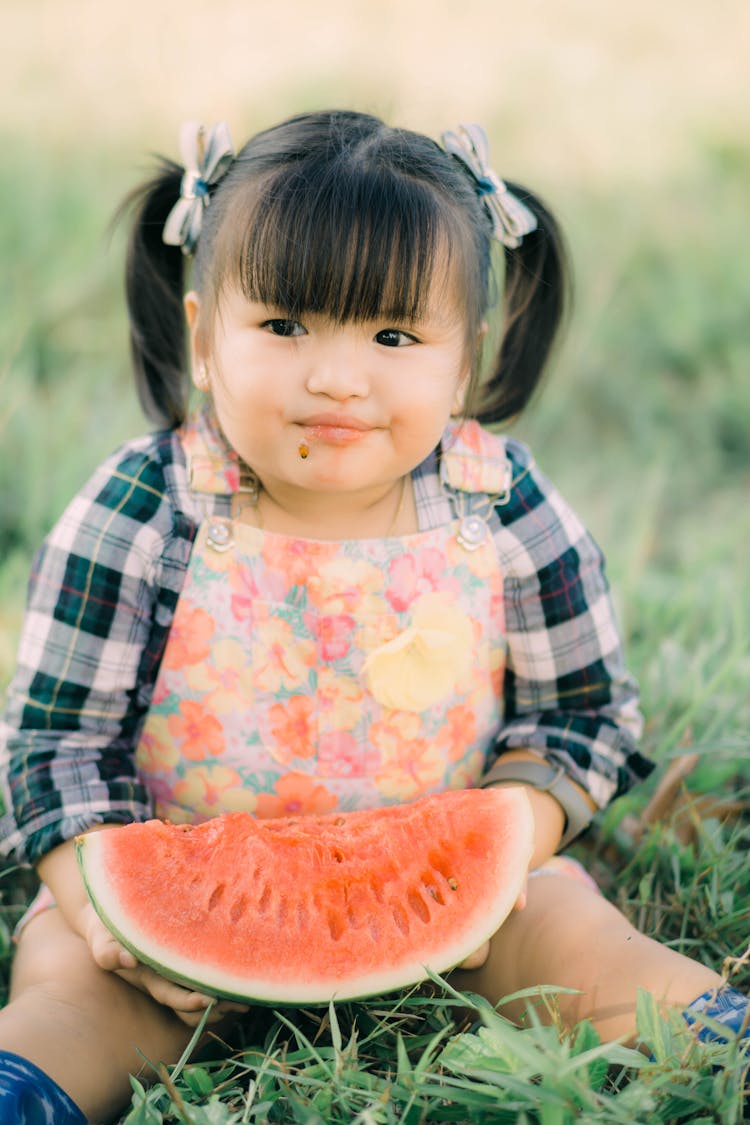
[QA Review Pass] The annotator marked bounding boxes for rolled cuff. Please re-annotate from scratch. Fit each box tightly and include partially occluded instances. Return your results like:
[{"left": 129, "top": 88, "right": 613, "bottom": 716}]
[{"left": 491, "top": 711, "right": 655, "bottom": 810}]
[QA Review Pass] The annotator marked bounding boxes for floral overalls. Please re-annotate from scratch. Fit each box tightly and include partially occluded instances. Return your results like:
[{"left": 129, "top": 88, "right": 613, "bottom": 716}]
[{"left": 135, "top": 418, "right": 511, "bottom": 823}]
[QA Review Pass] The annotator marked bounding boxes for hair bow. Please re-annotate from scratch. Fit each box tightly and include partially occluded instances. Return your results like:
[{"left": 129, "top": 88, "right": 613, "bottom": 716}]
[
  {"left": 163, "top": 121, "right": 235, "bottom": 255},
  {"left": 441, "top": 123, "right": 537, "bottom": 249}
]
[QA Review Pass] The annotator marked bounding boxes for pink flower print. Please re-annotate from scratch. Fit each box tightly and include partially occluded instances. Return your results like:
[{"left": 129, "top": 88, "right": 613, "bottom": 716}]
[
  {"left": 385, "top": 548, "right": 458, "bottom": 613},
  {"left": 254, "top": 771, "right": 338, "bottom": 819},
  {"left": 161, "top": 602, "right": 215, "bottom": 670},
  {"left": 268, "top": 695, "right": 316, "bottom": 762},
  {"left": 228, "top": 564, "right": 259, "bottom": 623},
  {"left": 317, "top": 730, "right": 379, "bottom": 778},
  {"left": 228, "top": 555, "right": 288, "bottom": 622},
  {"left": 167, "top": 700, "right": 225, "bottom": 760},
  {"left": 305, "top": 613, "right": 355, "bottom": 661}
]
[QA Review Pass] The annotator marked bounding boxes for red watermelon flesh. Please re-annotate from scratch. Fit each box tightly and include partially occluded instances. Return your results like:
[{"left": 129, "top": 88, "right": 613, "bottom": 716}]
[{"left": 76, "top": 788, "right": 533, "bottom": 1004}]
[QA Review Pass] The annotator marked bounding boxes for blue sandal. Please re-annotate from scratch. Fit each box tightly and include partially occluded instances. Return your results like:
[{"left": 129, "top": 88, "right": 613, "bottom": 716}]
[{"left": 684, "top": 985, "right": 750, "bottom": 1044}]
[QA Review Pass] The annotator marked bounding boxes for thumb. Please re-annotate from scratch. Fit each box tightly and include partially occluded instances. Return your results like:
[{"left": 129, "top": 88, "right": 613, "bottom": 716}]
[{"left": 83, "top": 904, "right": 138, "bottom": 971}]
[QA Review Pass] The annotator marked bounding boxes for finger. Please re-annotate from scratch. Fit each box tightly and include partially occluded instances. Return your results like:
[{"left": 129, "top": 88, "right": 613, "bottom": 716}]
[
  {"left": 89, "top": 925, "right": 136, "bottom": 971},
  {"left": 116, "top": 965, "right": 206, "bottom": 1011},
  {"left": 514, "top": 877, "right": 529, "bottom": 912}
]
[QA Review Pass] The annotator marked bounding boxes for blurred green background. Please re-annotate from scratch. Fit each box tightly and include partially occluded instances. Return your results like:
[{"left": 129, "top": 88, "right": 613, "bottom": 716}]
[{"left": 1, "top": 0, "right": 749, "bottom": 761}]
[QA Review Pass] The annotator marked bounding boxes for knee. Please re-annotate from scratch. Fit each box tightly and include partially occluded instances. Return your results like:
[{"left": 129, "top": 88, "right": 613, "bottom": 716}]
[{"left": 10, "top": 909, "right": 103, "bottom": 999}]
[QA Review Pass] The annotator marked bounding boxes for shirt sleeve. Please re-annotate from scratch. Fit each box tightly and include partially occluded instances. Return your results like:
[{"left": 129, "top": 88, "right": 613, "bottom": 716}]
[
  {"left": 488, "top": 439, "right": 654, "bottom": 809},
  {"left": 0, "top": 434, "right": 196, "bottom": 866}
]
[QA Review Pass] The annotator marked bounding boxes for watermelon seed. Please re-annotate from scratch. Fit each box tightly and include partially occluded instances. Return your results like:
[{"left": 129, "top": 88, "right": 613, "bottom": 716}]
[
  {"left": 327, "top": 909, "right": 345, "bottom": 941},
  {"left": 424, "top": 884, "right": 445, "bottom": 906},
  {"left": 427, "top": 849, "right": 453, "bottom": 880},
  {"left": 390, "top": 901, "right": 410, "bottom": 935},
  {"left": 229, "top": 894, "right": 248, "bottom": 923},
  {"left": 447, "top": 877, "right": 459, "bottom": 891},
  {"left": 407, "top": 889, "right": 431, "bottom": 924},
  {"left": 332, "top": 849, "right": 344, "bottom": 864},
  {"left": 335, "top": 817, "right": 346, "bottom": 826},
  {"left": 207, "top": 883, "right": 225, "bottom": 911},
  {"left": 369, "top": 880, "right": 385, "bottom": 905}
]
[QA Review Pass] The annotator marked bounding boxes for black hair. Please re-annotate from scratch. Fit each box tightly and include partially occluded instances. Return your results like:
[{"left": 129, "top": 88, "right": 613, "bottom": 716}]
[{"left": 122, "top": 109, "right": 570, "bottom": 428}]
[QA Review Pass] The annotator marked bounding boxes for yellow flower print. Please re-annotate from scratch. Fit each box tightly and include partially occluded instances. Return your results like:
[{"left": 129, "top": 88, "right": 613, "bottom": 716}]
[
  {"left": 136, "top": 714, "right": 180, "bottom": 774},
  {"left": 253, "top": 616, "right": 316, "bottom": 693},
  {"left": 446, "top": 749, "right": 486, "bottom": 791},
  {"left": 374, "top": 734, "right": 446, "bottom": 800},
  {"left": 370, "top": 712, "right": 423, "bottom": 750},
  {"left": 317, "top": 668, "right": 363, "bottom": 731},
  {"left": 307, "top": 556, "right": 385, "bottom": 616},
  {"left": 184, "top": 638, "right": 254, "bottom": 713},
  {"left": 363, "top": 593, "right": 475, "bottom": 712},
  {"left": 172, "top": 764, "right": 258, "bottom": 818}
]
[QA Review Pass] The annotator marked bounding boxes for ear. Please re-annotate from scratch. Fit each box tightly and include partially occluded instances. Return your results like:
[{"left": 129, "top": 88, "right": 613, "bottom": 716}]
[{"left": 184, "top": 291, "right": 209, "bottom": 391}]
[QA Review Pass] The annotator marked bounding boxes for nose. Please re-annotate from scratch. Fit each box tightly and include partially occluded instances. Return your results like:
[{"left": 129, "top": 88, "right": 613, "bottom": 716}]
[{"left": 304, "top": 336, "right": 369, "bottom": 400}]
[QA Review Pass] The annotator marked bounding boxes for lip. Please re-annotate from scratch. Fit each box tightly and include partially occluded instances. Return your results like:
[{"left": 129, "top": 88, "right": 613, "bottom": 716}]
[{"left": 298, "top": 414, "right": 377, "bottom": 445}]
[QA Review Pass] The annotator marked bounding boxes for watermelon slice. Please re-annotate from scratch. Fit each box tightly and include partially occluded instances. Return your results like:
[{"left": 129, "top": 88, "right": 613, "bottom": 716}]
[{"left": 76, "top": 788, "right": 533, "bottom": 1004}]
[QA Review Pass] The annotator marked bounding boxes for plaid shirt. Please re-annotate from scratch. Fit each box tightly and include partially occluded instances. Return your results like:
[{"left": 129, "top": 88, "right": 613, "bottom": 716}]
[{"left": 0, "top": 410, "right": 652, "bottom": 865}]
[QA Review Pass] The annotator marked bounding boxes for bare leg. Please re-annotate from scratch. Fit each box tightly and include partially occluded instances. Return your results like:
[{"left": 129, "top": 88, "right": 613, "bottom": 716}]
[
  {"left": 450, "top": 872, "right": 723, "bottom": 1042},
  {"left": 0, "top": 909, "right": 201, "bottom": 1123}
]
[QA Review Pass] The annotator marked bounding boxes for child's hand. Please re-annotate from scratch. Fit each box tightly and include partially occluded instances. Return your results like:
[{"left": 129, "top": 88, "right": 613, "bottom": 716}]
[
  {"left": 82, "top": 902, "right": 249, "bottom": 1026},
  {"left": 114, "top": 961, "right": 250, "bottom": 1027}
]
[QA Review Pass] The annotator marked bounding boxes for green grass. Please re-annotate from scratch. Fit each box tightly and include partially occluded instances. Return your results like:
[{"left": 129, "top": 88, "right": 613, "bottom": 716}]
[{"left": 1, "top": 128, "right": 749, "bottom": 1121}]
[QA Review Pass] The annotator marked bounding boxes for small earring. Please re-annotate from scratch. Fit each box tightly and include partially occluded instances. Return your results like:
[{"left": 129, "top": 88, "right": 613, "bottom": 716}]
[{"left": 194, "top": 362, "right": 210, "bottom": 391}]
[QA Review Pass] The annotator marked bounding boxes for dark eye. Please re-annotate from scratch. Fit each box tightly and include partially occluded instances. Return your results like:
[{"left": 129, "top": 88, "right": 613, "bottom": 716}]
[
  {"left": 263, "top": 319, "right": 306, "bottom": 337},
  {"left": 375, "top": 329, "right": 416, "bottom": 348}
]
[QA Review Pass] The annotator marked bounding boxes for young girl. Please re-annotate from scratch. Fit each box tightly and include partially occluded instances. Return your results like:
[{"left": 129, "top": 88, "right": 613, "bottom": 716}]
[{"left": 0, "top": 110, "right": 745, "bottom": 1123}]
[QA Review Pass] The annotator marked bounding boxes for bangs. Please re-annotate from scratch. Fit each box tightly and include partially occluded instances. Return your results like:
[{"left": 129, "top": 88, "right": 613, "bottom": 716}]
[{"left": 228, "top": 162, "right": 462, "bottom": 324}]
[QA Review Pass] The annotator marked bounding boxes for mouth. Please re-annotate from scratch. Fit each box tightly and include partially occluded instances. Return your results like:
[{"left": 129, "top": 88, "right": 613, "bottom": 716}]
[{"left": 297, "top": 414, "right": 376, "bottom": 446}]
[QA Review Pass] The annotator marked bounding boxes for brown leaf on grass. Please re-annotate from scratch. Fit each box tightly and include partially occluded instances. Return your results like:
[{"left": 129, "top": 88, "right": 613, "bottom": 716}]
[{"left": 617, "top": 752, "right": 749, "bottom": 849}]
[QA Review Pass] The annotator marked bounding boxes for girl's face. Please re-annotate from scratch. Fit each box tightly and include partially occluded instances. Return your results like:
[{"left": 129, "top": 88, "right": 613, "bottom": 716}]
[{"left": 187, "top": 278, "right": 471, "bottom": 504}]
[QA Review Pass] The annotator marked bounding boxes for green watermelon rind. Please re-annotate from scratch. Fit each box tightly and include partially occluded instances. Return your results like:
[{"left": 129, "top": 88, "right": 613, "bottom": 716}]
[{"left": 75, "top": 791, "right": 534, "bottom": 1005}]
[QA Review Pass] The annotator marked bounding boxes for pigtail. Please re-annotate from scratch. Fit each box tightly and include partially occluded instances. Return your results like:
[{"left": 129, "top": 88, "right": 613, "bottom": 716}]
[
  {"left": 116, "top": 160, "right": 189, "bottom": 427},
  {"left": 477, "top": 184, "right": 571, "bottom": 426}
]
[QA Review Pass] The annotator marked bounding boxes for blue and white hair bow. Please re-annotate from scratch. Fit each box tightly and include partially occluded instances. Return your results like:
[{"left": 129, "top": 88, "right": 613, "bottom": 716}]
[
  {"left": 441, "top": 123, "right": 537, "bottom": 249},
  {"left": 163, "top": 121, "right": 235, "bottom": 255}
]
